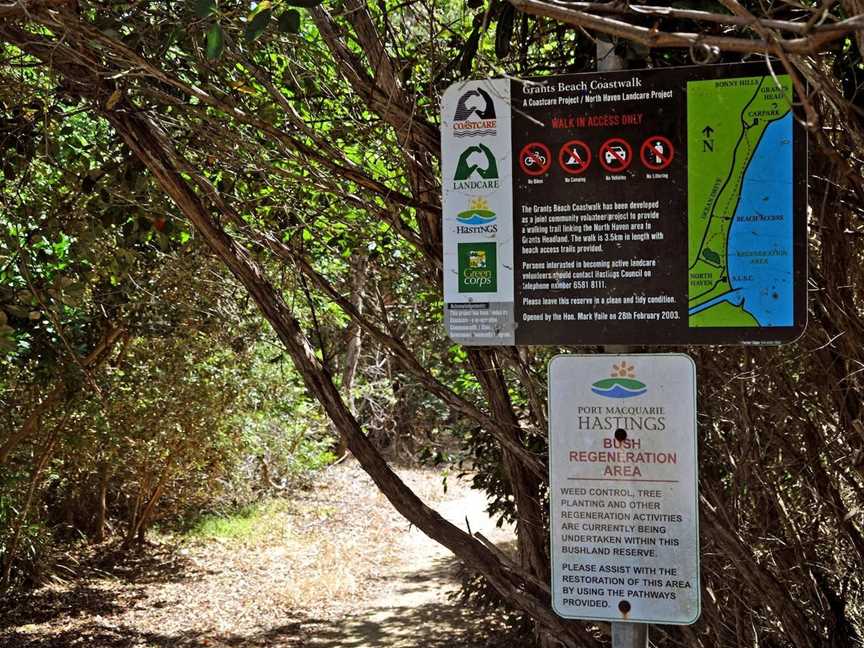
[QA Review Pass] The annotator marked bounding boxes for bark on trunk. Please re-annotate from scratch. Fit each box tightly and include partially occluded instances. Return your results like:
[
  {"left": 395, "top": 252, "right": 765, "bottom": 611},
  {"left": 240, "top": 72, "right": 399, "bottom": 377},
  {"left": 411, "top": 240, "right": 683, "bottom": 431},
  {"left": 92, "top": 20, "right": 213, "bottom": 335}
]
[
  {"left": 335, "top": 254, "right": 368, "bottom": 458},
  {"left": 94, "top": 461, "right": 110, "bottom": 542}
]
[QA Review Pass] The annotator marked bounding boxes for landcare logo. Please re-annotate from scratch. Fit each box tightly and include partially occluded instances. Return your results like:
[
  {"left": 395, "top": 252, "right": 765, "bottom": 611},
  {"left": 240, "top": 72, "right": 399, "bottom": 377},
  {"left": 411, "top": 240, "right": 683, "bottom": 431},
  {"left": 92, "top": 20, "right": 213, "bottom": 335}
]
[
  {"left": 453, "top": 143, "right": 499, "bottom": 191},
  {"left": 456, "top": 197, "right": 497, "bottom": 234},
  {"left": 457, "top": 242, "right": 497, "bottom": 293},
  {"left": 453, "top": 87, "right": 497, "bottom": 138},
  {"left": 591, "top": 362, "right": 647, "bottom": 399}
]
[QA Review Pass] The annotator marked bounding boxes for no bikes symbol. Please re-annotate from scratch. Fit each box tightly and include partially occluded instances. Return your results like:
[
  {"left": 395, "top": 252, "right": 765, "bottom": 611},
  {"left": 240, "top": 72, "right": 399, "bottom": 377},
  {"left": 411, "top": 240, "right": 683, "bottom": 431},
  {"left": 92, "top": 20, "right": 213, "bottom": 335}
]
[{"left": 519, "top": 143, "right": 552, "bottom": 176}]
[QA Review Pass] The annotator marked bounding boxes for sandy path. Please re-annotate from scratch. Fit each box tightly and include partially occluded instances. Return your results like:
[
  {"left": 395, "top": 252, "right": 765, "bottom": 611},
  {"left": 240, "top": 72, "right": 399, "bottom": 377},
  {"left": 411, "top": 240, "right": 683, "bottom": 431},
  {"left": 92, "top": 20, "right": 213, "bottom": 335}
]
[
  {"left": 0, "top": 461, "right": 523, "bottom": 648},
  {"left": 307, "top": 487, "right": 517, "bottom": 648}
]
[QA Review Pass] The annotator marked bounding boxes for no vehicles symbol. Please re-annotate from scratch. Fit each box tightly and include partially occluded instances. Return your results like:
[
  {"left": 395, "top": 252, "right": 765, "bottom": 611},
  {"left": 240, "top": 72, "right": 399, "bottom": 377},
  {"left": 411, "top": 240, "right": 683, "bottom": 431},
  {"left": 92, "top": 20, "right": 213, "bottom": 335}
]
[
  {"left": 519, "top": 142, "right": 552, "bottom": 176},
  {"left": 599, "top": 138, "right": 632, "bottom": 172},
  {"left": 641, "top": 136, "right": 675, "bottom": 170},
  {"left": 558, "top": 140, "right": 591, "bottom": 175}
]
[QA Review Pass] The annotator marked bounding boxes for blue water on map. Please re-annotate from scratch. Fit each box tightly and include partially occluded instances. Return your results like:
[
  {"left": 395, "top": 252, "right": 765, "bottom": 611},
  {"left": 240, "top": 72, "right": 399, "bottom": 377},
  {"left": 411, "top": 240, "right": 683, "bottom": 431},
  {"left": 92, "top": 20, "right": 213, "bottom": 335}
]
[{"left": 689, "top": 115, "right": 794, "bottom": 325}]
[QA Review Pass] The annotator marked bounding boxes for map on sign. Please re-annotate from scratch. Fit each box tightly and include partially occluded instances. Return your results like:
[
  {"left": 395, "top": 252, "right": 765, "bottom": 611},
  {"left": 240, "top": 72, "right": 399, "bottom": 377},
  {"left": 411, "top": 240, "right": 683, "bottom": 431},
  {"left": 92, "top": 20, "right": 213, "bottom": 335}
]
[{"left": 687, "top": 75, "right": 794, "bottom": 328}]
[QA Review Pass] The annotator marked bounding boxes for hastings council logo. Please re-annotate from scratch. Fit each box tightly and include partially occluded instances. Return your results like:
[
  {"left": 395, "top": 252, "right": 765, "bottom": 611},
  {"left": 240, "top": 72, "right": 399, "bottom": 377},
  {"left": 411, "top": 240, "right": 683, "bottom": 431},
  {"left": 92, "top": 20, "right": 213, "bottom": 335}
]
[
  {"left": 456, "top": 197, "right": 497, "bottom": 233},
  {"left": 591, "top": 362, "right": 647, "bottom": 399}
]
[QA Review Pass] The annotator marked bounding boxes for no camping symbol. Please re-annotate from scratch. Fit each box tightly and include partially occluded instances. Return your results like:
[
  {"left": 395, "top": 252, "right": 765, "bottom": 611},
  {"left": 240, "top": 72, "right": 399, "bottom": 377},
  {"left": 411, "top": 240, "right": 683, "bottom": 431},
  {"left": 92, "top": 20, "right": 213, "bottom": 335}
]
[
  {"left": 598, "top": 138, "right": 632, "bottom": 173},
  {"left": 640, "top": 135, "right": 675, "bottom": 170},
  {"left": 558, "top": 140, "right": 591, "bottom": 175}
]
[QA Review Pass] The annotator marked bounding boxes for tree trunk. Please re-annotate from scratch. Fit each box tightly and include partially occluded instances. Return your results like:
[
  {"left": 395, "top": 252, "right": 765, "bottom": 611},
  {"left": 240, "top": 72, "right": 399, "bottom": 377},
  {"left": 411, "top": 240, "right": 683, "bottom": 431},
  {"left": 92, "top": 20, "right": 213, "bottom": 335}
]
[
  {"left": 335, "top": 253, "right": 367, "bottom": 458},
  {"left": 93, "top": 461, "right": 110, "bottom": 542},
  {"left": 124, "top": 459, "right": 173, "bottom": 548}
]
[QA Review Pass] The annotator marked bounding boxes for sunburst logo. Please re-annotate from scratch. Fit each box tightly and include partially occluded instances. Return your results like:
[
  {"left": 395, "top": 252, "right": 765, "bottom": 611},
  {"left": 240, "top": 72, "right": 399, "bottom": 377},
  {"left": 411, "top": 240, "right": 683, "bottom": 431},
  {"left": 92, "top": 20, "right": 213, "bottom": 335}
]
[
  {"left": 456, "top": 197, "right": 496, "bottom": 226},
  {"left": 591, "top": 362, "right": 647, "bottom": 399}
]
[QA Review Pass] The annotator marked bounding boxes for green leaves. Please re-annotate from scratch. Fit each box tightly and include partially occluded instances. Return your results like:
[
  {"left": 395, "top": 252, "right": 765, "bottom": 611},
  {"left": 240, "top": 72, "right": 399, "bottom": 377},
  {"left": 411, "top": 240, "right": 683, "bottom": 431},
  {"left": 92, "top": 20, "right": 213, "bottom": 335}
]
[
  {"left": 495, "top": 5, "right": 515, "bottom": 60},
  {"left": 192, "top": 0, "right": 217, "bottom": 18},
  {"left": 244, "top": 7, "right": 273, "bottom": 43},
  {"left": 278, "top": 9, "right": 301, "bottom": 34},
  {"left": 459, "top": 26, "right": 481, "bottom": 77},
  {"left": 206, "top": 23, "right": 225, "bottom": 60}
]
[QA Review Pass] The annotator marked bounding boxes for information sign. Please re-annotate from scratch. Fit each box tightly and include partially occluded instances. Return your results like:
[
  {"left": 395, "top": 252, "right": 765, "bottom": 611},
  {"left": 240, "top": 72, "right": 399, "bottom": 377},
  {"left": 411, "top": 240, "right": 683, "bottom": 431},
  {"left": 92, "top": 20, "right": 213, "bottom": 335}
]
[
  {"left": 548, "top": 354, "right": 700, "bottom": 625},
  {"left": 441, "top": 63, "right": 807, "bottom": 346}
]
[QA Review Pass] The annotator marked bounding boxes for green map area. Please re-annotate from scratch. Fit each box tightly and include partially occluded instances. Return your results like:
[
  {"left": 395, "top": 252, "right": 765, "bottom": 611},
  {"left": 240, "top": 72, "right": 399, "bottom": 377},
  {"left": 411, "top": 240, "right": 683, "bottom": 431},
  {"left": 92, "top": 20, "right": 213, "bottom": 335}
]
[{"left": 687, "top": 75, "right": 794, "bottom": 328}]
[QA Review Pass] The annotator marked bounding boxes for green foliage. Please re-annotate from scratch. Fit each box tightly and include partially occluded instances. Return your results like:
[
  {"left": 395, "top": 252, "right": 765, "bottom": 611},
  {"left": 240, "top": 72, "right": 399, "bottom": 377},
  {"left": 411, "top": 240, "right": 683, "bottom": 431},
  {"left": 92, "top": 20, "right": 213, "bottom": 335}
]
[
  {"left": 192, "top": 0, "right": 217, "bottom": 18},
  {"left": 206, "top": 23, "right": 225, "bottom": 60},
  {"left": 180, "top": 499, "right": 292, "bottom": 541},
  {"left": 245, "top": 8, "right": 273, "bottom": 43},
  {"left": 278, "top": 9, "right": 301, "bottom": 34},
  {"left": 3, "top": 3, "right": 864, "bottom": 645}
]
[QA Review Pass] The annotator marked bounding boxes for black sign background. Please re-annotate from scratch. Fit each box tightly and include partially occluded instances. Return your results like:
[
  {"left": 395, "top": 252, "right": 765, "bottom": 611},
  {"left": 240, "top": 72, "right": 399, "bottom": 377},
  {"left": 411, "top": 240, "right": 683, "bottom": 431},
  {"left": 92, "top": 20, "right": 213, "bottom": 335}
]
[{"left": 508, "top": 62, "right": 807, "bottom": 346}]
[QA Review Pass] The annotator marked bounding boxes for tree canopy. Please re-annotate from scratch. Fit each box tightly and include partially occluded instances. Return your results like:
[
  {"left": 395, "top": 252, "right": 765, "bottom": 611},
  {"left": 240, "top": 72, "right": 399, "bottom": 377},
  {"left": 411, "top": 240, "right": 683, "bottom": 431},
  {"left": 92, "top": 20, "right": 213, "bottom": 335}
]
[{"left": 1, "top": 0, "right": 864, "bottom": 645}]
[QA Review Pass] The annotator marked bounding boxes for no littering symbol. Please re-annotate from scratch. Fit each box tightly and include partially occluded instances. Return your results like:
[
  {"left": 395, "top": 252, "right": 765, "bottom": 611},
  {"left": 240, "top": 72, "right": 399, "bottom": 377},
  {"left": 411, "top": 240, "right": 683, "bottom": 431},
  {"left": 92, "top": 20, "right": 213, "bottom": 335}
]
[
  {"left": 640, "top": 136, "right": 674, "bottom": 170},
  {"left": 598, "top": 138, "right": 632, "bottom": 173},
  {"left": 558, "top": 140, "right": 591, "bottom": 175}
]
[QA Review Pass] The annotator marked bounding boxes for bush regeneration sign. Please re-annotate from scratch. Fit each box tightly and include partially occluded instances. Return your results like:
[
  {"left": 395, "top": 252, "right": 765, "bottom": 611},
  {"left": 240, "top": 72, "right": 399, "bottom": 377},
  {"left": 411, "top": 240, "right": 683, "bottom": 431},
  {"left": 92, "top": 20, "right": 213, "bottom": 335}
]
[
  {"left": 441, "top": 62, "right": 806, "bottom": 346},
  {"left": 548, "top": 354, "right": 700, "bottom": 625}
]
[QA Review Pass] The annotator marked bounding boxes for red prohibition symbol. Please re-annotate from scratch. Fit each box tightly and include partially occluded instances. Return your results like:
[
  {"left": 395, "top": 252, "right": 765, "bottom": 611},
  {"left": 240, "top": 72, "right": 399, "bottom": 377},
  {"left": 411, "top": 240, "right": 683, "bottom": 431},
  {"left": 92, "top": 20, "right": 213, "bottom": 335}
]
[
  {"left": 519, "top": 142, "right": 552, "bottom": 176},
  {"left": 558, "top": 140, "right": 592, "bottom": 175},
  {"left": 598, "top": 138, "right": 633, "bottom": 173},
  {"left": 640, "top": 135, "right": 675, "bottom": 170}
]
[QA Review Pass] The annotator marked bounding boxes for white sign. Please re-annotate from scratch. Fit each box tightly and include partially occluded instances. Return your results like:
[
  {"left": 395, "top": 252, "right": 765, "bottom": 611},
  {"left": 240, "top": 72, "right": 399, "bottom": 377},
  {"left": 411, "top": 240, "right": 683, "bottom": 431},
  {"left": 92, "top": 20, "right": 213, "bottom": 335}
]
[
  {"left": 548, "top": 354, "right": 700, "bottom": 625},
  {"left": 440, "top": 79, "right": 516, "bottom": 345}
]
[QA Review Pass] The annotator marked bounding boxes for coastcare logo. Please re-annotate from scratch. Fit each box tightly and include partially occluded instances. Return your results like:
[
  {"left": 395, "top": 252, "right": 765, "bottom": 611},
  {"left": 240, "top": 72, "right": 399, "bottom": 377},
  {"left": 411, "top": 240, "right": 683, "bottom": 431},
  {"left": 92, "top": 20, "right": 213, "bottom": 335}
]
[
  {"left": 454, "top": 143, "right": 499, "bottom": 191},
  {"left": 456, "top": 197, "right": 497, "bottom": 234},
  {"left": 458, "top": 242, "right": 497, "bottom": 293},
  {"left": 453, "top": 87, "right": 497, "bottom": 138},
  {"left": 591, "top": 362, "right": 647, "bottom": 399}
]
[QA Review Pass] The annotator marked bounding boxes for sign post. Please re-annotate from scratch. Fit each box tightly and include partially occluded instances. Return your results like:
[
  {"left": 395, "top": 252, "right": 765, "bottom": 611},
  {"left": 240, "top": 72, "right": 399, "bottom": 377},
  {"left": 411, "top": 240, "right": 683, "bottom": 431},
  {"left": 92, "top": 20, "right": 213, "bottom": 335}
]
[
  {"left": 595, "top": 39, "right": 651, "bottom": 648},
  {"left": 440, "top": 60, "right": 806, "bottom": 647}
]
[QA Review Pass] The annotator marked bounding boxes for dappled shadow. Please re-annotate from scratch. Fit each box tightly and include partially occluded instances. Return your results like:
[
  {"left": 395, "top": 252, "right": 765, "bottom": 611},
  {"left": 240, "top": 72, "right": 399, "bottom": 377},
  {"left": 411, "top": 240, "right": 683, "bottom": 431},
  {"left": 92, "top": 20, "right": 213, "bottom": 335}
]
[
  {"left": 303, "top": 542, "right": 525, "bottom": 648},
  {"left": 0, "top": 464, "right": 524, "bottom": 648},
  {"left": 0, "top": 609, "right": 522, "bottom": 648},
  {"left": 80, "top": 541, "right": 208, "bottom": 585},
  {"left": 0, "top": 542, "right": 201, "bottom": 632},
  {"left": 0, "top": 546, "right": 525, "bottom": 648},
  {"left": 304, "top": 600, "right": 524, "bottom": 648},
  {"left": 0, "top": 582, "right": 129, "bottom": 630},
  {"left": 0, "top": 619, "right": 311, "bottom": 648}
]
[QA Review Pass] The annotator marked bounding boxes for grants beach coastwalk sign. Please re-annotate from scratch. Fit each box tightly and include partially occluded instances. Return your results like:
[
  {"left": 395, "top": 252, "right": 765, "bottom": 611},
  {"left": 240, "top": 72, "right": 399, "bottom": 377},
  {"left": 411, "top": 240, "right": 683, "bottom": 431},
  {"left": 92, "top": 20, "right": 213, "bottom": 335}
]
[
  {"left": 548, "top": 355, "right": 700, "bottom": 625},
  {"left": 440, "top": 62, "right": 806, "bottom": 346}
]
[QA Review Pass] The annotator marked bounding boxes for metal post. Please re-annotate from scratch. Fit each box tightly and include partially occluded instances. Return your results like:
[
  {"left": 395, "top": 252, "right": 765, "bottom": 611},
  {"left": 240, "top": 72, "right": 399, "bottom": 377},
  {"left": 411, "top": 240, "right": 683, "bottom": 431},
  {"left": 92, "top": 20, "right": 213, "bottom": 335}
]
[
  {"left": 605, "top": 344, "right": 650, "bottom": 647},
  {"left": 596, "top": 38, "right": 624, "bottom": 73},
  {"left": 597, "top": 34, "right": 651, "bottom": 648},
  {"left": 612, "top": 622, "right": 649, "bottom": 648}
]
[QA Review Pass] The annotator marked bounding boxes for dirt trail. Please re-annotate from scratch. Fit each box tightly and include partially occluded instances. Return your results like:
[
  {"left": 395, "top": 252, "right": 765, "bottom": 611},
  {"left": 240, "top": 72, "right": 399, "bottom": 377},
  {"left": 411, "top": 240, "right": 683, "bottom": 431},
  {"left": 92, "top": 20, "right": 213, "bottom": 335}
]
[
  {"left": 308, "top": 487, "right": 517, "bottom": 648},
  {"left": 0, "top": 461, "right": 522, "bottom": 648}
]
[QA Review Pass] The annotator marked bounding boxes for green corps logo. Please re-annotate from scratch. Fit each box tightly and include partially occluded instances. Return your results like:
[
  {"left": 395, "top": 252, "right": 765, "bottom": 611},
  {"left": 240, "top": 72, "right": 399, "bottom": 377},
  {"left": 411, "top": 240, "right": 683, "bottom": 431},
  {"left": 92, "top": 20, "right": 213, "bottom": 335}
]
[{"left": 458, "top": 242, "right": 497, "bottom": 293}]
